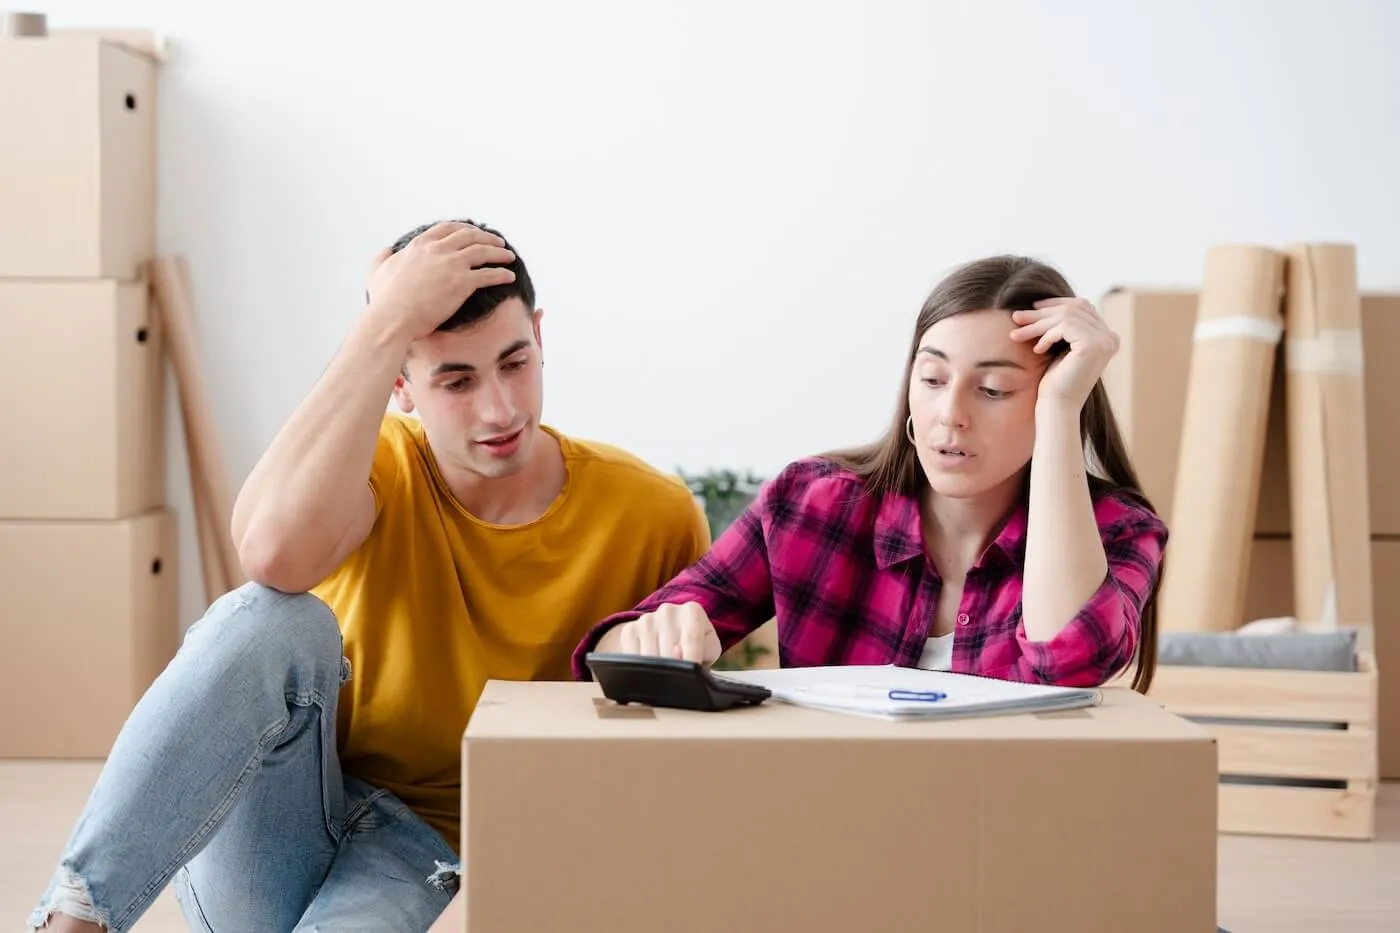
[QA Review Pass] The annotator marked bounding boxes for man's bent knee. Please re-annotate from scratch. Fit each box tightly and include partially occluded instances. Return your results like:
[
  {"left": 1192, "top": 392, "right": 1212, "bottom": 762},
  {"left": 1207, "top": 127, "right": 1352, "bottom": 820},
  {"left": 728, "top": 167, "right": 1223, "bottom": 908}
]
[{"left": 180, "top": 583, "right": 347, "bottom": 687}]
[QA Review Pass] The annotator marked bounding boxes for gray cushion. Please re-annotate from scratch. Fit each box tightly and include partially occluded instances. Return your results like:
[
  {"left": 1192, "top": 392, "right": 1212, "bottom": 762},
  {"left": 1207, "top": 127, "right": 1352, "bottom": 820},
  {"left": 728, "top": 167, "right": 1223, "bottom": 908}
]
[{"left": 1158, "top": 629, "right": 1358, "bottom": 673}]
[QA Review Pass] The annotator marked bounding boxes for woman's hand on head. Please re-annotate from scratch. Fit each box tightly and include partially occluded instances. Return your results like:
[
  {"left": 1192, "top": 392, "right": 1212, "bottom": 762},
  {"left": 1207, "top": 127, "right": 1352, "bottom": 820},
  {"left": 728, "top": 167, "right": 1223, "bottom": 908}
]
[
  {"left": 1009, "top": 297, "right": 1121, "bottom": 412},
  {"left": 603, "top": 602, "right": 723, "bottom": 665}
]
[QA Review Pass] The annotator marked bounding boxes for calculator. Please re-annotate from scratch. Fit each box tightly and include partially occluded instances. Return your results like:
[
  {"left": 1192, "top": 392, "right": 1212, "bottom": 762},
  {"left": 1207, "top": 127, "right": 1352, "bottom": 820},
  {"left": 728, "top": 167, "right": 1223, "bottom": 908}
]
[{"left": 584, "top": 652, "right": 772, "bottom": 712}]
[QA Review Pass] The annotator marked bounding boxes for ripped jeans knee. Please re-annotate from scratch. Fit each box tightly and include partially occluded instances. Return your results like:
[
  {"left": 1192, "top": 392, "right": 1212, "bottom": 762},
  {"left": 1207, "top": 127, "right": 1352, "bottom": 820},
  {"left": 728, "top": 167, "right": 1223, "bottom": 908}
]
[{"left": 426, "top": 860, "right": 461, "bottom": 898}]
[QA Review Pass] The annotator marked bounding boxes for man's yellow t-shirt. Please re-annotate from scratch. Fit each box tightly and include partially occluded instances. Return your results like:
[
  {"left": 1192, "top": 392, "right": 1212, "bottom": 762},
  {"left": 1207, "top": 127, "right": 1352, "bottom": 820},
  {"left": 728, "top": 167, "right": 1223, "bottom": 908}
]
[{"left": 311, "top": 413, "right": 709, "bottom": 850}]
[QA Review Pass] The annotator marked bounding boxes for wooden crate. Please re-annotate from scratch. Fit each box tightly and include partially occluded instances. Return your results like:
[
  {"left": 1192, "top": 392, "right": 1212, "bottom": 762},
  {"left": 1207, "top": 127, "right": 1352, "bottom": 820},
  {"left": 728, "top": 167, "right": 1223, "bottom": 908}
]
[{"left": 1147, "top": 651, "right": 1378, "bottom": 840}]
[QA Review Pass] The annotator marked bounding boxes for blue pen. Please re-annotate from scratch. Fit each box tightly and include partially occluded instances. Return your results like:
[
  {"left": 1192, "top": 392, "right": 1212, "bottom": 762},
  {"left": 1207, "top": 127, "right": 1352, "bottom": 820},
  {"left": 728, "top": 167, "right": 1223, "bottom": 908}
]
[
  {"left": 798, "top": 684, "right": 948, "bottom": 702},
  {"left": 888, "top": 690, "right": 947, "bottom": 702}
]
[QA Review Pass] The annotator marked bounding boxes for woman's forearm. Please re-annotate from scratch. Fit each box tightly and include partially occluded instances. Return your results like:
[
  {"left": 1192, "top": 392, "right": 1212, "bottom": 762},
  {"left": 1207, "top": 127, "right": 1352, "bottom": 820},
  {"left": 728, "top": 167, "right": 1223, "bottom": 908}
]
[{"left": 1021, "top": 402, "right": 1110, "bottom": 641}]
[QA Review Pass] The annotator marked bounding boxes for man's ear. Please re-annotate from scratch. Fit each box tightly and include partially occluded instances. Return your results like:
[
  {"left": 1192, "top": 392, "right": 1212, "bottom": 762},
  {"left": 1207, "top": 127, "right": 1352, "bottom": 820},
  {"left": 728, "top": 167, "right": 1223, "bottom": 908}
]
[
  {"left": 392, "top": 370, "right": 416, "bottom": 413},
  {"left": 532, "top": 308, "right": 545, "bottom": 359}
]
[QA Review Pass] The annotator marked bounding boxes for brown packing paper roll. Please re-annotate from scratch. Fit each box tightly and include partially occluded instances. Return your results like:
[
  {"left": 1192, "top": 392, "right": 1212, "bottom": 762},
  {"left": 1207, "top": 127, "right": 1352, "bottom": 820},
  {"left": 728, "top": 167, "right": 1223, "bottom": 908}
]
[
  {"left": 147, "top": 257, "right": 244, "bottom": 604},
  {"left": 1284, "top": 243, "right": 1374, "bottom": 633},
  {"left": 1158, "top": 245, "right": 1285, "bottom": 632}
]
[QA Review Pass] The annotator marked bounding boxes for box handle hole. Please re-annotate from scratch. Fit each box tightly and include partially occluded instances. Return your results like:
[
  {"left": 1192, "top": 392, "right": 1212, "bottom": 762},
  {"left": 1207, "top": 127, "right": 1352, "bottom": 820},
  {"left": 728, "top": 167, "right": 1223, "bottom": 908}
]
[
  {"left": 135, "top": 327, "right": 148, "bottom": 343},
  {"left": 151, "top": 558, "right": 162, "bottom": 574},
  {"left": 125, "top": 93, "right": 138, "bottom": 111}
]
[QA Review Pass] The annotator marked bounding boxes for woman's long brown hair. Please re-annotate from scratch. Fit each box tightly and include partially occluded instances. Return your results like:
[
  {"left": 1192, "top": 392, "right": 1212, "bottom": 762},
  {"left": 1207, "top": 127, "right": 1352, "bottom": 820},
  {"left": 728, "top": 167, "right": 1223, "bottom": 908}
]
[{"left": 823, "top": 255, "right": 1164, "bottom": 693}]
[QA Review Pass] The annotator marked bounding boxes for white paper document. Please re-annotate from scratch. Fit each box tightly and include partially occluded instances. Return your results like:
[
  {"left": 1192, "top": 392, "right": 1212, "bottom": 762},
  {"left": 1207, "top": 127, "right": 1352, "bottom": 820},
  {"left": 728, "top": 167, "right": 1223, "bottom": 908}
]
[{"left": 711, "top": 665, "right": 1101, "bottom": 721}]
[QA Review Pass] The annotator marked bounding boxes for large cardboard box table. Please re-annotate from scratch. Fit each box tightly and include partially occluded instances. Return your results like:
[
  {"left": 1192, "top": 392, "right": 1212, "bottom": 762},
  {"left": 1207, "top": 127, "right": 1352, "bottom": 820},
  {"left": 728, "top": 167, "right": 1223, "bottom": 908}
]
[{"left": 460, "top": 680, "right": 1220, "bottom": 933}]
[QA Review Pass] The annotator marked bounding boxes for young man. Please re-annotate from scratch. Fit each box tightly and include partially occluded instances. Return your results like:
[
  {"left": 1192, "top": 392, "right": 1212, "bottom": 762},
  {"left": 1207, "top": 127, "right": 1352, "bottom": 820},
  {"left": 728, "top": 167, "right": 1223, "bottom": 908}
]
[{"left": 30, "top": 220, "right": 710, "bottom": 933}]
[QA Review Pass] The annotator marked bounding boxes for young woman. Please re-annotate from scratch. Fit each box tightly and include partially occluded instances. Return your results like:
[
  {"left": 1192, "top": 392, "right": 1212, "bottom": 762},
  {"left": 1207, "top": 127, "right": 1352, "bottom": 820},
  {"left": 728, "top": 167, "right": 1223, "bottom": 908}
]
[{"left": 572, "top": 255, "right": 1168, "bottom": 692}]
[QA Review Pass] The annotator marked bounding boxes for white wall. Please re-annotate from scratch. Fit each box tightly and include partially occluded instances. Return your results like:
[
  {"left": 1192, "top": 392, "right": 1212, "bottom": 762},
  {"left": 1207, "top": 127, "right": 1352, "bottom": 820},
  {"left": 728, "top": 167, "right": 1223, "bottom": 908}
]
[{"left": 34, "top": 0, "right": 1400, "bottom": 627}]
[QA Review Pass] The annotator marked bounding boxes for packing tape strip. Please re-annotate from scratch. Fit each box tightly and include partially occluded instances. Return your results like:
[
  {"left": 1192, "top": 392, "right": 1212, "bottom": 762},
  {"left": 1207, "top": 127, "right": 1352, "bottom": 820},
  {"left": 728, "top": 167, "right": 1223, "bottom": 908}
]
[
  {"left": 1286, "top": 328, "right": 1364, "bottom": 375},
  {"left": 1192, "top": 315, "right": 1284, "bottom": 344}
]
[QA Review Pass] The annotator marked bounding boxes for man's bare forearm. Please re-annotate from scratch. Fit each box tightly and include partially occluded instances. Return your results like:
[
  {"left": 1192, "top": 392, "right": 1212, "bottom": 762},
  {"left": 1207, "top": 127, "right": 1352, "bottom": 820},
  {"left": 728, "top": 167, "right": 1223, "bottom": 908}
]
[
  {"left": 231, "top": 221, "right": 517, "bottom": 590},
  {"left": 231, "top": 304, "right": 412, "bottom": 587}
]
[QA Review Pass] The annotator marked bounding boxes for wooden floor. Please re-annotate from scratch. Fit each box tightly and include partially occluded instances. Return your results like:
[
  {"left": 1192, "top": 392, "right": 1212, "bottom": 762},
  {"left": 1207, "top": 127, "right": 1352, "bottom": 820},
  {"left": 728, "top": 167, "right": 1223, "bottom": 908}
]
[{"left": 4, "top": 762, "right": 1399, "bottom": 931}]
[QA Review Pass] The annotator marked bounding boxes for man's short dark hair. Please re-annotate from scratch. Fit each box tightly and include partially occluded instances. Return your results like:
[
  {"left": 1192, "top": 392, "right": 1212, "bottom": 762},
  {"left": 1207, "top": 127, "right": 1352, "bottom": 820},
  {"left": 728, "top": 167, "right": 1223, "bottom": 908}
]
[{"left": 390, "top": 218, "right": 536, "bottom": 332}]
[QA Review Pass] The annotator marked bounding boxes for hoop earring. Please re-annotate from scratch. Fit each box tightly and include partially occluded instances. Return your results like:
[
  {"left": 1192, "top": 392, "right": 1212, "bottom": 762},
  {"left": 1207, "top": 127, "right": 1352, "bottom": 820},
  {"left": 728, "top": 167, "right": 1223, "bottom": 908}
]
[{"left": 905, "top": 415, "right": 916, "bottom": 445}]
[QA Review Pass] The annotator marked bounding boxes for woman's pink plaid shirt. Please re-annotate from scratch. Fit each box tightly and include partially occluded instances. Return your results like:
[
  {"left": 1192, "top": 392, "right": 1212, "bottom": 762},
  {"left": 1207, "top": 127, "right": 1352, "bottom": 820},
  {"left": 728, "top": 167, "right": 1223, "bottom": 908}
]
[{"left": 574, "top": 457, "right": 1168, "bottom": 687}]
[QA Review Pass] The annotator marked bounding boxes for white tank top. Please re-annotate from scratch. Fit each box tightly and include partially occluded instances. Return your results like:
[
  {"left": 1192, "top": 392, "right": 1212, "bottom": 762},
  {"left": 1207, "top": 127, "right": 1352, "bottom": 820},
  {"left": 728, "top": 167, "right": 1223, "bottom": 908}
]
[{"left": 916, "top": 632, "right": 955, "bottom": 671}]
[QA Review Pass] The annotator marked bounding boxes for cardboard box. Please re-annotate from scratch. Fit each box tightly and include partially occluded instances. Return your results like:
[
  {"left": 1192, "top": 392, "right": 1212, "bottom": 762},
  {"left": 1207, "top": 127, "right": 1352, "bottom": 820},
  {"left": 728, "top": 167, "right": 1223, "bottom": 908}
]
[
  {"left": 1244, "top": 537, "right": 1400, "bottom": 779},
  {"left": 0, "top": 509, "right": 179, "bottom": 758},
  {"left": 461, "top": 681, "right": 1219, "bottom": 933},
  {"left": 0, "top": 279, "right": 165, "bottom": 519},
  {"left": 0, "top": 36, "right": 156, "bottom": 280},
  {"left": 1100, "top": 288, "right": 1400, "bottom": 535},
  {"left": 1099, "top": 288, "right": 1200, "bottom": 526},
  {"left": 1375, "top": 540, "right": 1400, "bottom": 779}
]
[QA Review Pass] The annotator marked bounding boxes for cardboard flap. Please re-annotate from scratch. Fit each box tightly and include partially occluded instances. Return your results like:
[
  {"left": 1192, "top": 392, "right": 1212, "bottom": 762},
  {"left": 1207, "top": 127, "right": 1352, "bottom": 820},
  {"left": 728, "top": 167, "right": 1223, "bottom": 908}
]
[{"left": 44, "top": 28, "right": 170, "bottom": 63}]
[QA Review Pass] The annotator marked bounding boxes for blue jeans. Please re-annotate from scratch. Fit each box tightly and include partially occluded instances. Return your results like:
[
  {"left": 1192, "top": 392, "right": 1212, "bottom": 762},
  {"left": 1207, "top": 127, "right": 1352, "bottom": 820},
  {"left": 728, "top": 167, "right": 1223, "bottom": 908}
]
[{"left": 28, "top": 584, "right": 460, "bottom": 932}]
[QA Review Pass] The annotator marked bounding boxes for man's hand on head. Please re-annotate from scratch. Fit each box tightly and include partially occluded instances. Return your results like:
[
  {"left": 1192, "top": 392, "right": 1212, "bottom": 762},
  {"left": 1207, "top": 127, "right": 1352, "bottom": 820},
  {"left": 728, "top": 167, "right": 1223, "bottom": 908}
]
[{"left": 366, "top": 222, "right": 517, "bottom": 341}]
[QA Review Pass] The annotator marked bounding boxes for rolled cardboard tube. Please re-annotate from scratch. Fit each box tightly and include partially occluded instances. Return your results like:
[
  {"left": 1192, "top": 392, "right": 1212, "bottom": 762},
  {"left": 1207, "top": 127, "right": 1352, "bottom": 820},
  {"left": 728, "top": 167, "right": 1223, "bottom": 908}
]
[
  {"left": 1283, "top": 242, "right": 1373, "bottom": 633},
  {"left": 4, "top": 12, "right": 48, "bottom": 36},
  {"left": 1158, "top": 243, "right": 1286, "bottom": 633}
]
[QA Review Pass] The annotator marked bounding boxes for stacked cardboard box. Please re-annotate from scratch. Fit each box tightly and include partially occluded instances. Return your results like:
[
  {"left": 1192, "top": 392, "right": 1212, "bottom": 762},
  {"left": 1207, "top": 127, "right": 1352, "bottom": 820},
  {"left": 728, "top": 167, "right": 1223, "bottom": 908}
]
[
  {"left": 0, "top": 32, "right": 179, "bottom": 758},
  {"left": 1102, "top": 285, "right": 1400, "bottom": 779}
]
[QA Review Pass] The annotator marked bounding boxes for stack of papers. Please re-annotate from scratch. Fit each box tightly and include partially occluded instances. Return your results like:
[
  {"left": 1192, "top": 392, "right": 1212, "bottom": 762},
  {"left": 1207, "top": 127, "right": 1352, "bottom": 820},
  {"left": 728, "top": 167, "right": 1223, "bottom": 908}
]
[{"left": 712, "top": 664, "right": 1102, "bottom": 720}]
